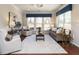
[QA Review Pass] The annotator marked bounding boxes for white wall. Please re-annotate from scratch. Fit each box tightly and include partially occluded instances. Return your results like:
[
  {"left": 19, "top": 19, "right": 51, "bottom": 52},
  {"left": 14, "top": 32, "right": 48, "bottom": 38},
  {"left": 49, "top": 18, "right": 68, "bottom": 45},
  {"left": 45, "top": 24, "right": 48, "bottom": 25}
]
[
  {"left": 51, "top": 13, "right": 56, "bottom": 28},
  {"left": 22, "top": 12, "right": 27, "bottom": 27},
  {"left": 55, "top": 4, "right": 67, "bottom": 13},
  {"left": 71, "top": 4, "right": 79, "bottom": 47},
  {"left": 0, "top": 4, "right": 22, "bottom": 28}
]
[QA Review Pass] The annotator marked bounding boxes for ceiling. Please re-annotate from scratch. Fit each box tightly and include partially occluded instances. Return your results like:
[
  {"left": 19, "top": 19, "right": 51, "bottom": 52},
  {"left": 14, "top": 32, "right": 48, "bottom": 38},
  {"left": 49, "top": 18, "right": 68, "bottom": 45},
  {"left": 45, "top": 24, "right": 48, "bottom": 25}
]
[{"left": 15, "top": 4, "right": 62, "bottom": 12}]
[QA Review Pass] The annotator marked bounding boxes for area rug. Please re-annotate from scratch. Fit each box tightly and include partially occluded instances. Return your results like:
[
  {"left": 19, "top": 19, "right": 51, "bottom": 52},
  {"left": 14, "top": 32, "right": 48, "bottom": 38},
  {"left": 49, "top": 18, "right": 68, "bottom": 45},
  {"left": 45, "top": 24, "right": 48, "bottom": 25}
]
[{"left": 12, "top": 34, "right": 68, "bottom": 54}]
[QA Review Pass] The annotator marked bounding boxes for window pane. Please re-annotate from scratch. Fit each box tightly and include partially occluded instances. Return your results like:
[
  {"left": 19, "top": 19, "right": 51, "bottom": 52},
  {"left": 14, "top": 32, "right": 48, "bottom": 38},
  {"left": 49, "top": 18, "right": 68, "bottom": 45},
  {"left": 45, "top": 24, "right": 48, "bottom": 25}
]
[
  {"left": 64, "top": 11, "right": 71, "bottom": 30},
  {"left": 36, "top": 17, "right": 42, "bottom": 28},
  {"left": 65, "top": 11, "right": 71, "bottom": 24},
  {"left": 44, "top": 17, "right": 51, "bottom": 30},
  {"left": 57, "top": 14, "right": 64, "bottom": 27},
  {"left": 27, "top": 17, "right": 34, "bottom": 29}
]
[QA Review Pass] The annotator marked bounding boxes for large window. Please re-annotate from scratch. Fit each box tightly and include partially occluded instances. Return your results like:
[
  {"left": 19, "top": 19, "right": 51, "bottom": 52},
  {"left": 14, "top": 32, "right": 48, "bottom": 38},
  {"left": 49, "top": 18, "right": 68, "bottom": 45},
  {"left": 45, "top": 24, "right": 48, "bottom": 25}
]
[
  {"left": 56, "top": 11, "right": 71, "bottom": 30},
  {"left": 27, "top": 17, "right": 51, "bottom": 31}
]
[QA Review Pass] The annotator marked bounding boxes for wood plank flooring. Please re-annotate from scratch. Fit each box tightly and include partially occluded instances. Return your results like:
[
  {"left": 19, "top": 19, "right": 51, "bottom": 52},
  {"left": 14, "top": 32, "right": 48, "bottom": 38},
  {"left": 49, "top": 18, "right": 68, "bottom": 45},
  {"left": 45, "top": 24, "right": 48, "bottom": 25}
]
[{"left": 59, "top": 43, "right": 79, "bottom": 55}]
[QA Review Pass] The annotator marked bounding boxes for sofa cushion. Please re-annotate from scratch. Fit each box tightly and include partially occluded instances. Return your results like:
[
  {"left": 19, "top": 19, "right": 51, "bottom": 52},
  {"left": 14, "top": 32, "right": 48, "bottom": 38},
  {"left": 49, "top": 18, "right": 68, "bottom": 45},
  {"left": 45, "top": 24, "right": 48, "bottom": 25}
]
[
  {"left": 5, "top": 33, "right": 13, "bottom": 41},
  {"left": 56, "top": 28, "right": 63, "bottom": 34}
]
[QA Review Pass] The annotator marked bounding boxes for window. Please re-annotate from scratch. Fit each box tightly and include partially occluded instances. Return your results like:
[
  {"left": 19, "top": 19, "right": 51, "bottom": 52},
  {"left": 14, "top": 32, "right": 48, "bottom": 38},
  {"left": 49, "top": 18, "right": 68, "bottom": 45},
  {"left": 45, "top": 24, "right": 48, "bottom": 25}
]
[
  {"left": 44, "top": 17, "right": 51, "bottom": 30},
  {"left": 64, "top": 11, "right": 71, "bottom": 30},
  {"left": 36, "top": 17, "right": 42, "bottom": 28},
  {"left": 56, "top": 11, "right": 71, "bottom": 30},
  {"left": 58, "top": 14, "right": 64, "bottom": 27},
  {"left": 27, "top": 17, "right": 51, "bottom": 31},
  {"left": 27, "top": 17, "right": 34, "bottom": 29}
]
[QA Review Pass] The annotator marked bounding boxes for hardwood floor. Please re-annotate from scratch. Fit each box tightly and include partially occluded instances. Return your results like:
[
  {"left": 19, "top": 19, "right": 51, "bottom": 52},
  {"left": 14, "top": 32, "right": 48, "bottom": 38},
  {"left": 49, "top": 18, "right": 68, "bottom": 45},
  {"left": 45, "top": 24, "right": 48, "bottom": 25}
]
[{"left": 59, "top": 43, "right": 79, "bottom": 55}]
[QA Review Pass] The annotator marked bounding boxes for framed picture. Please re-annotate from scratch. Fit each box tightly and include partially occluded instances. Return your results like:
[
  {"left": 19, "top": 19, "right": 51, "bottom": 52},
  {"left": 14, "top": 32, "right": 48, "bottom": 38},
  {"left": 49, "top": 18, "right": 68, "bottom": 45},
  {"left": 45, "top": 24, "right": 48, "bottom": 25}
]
[{"left": 8, "top": 11, "right": 16, "bottom": 28}]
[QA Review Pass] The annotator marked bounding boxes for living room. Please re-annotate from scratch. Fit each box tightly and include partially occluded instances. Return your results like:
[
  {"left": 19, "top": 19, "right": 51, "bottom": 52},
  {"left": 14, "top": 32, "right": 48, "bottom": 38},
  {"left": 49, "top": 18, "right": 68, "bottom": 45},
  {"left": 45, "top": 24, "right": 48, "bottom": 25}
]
[{"left": 0, "top": 4, "right": 79, "bottom": 55}]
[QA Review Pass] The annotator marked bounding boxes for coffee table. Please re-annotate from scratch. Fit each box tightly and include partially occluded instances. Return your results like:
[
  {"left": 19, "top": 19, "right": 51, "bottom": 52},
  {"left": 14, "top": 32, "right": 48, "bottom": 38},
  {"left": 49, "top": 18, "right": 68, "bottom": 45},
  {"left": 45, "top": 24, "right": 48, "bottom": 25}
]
[{"left": 36, "top": 33, "right": 44, "bottom": 41}]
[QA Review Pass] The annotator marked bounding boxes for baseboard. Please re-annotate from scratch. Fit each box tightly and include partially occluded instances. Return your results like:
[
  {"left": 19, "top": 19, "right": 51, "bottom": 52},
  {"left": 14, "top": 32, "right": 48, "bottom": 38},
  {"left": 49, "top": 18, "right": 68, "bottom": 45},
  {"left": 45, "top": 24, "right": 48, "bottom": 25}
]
[{"left": 71, "top": 41, "right": 79, "bottom": 47}]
